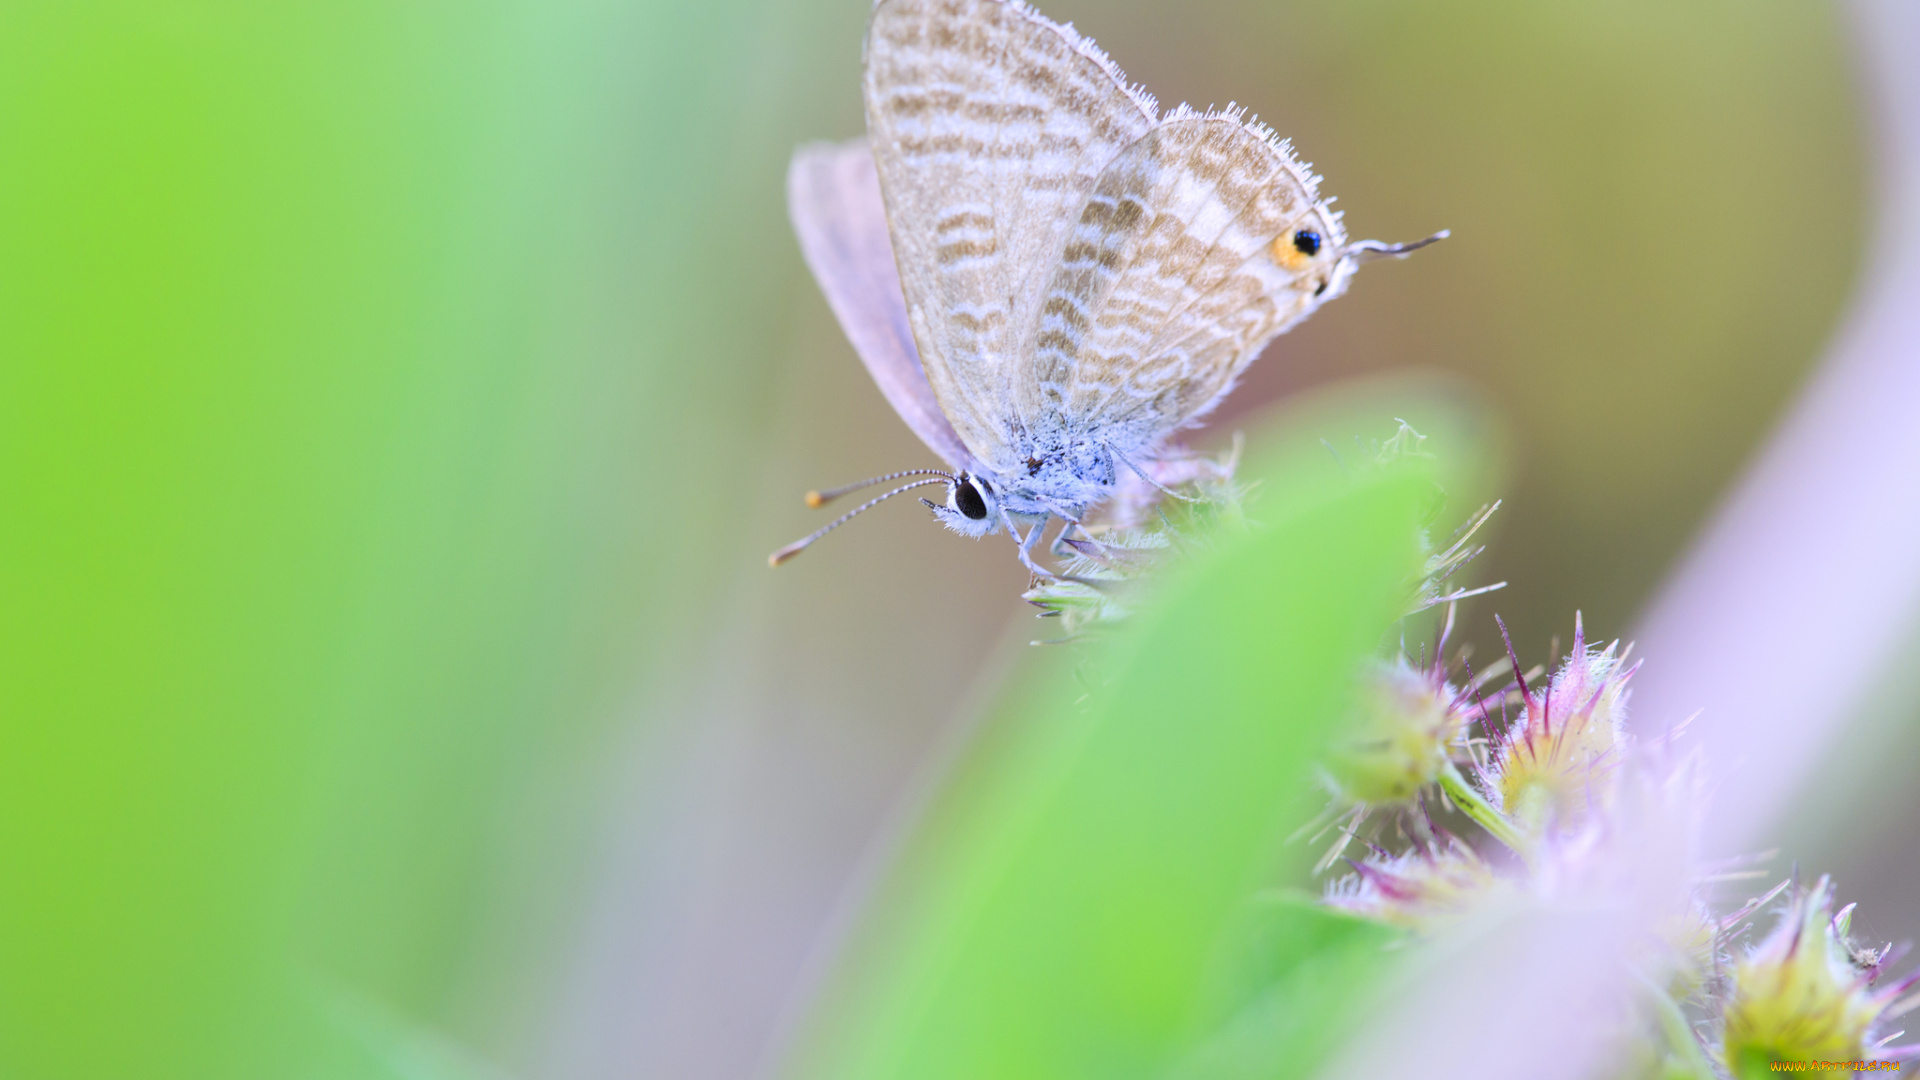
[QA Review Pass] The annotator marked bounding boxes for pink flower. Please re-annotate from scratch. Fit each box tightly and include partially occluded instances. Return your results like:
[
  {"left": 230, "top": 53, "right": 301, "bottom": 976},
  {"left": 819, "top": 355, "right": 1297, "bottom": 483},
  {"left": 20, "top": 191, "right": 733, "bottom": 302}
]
[{"left": 1484, "top": 613, "right": 1638, "bottom": 837}]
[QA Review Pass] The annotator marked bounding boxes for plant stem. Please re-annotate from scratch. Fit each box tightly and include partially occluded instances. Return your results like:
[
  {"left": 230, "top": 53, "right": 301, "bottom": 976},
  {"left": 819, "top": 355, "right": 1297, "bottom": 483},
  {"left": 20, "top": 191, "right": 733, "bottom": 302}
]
[{"left": 1437, "top": 761, "right": 1532, "bottom": 862}]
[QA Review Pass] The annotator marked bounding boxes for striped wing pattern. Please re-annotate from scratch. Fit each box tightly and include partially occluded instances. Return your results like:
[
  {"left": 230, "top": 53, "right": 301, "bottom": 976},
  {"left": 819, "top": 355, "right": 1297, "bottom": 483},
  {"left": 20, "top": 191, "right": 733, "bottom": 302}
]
[
  {"left": 1032, "top": 113, "right": 1343, "bottom": 446},
  {"left": 864, "top": 0, "right": 1156, "bottom": 471},
  {"left": 864, "top": 0, "right": 1345, "bottom": 474}
]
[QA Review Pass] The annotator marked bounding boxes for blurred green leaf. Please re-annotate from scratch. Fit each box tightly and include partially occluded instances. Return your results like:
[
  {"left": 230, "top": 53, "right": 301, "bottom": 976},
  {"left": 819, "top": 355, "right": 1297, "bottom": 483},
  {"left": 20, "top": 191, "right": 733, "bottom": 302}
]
[
  {"left": 789, "top": 398, "right": 1482, "bottom": 1080},
  {"left": 0, "top": 0, "right": 836, "bottom": 1076},
  {"left": 297, "top": 989, "right": 515, "bottom": 1080},
  {"left": 1168, "top": 893, "right": 1406, "bottom": 1080}
]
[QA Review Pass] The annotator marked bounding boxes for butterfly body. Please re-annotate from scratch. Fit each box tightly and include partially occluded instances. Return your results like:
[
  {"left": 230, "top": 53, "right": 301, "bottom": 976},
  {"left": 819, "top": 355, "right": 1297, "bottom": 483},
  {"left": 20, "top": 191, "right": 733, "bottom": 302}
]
[
  {"left": 921, "top": 447, "right": 1110, "bottom": 540},
  {"left": 771, "top": 0, "right": 1439, "bottom": 575}
]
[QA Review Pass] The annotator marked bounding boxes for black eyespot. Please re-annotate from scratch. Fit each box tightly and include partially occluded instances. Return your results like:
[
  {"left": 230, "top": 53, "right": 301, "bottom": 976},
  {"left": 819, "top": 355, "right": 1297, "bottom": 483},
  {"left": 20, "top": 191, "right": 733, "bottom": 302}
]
[
  {"left": 1292, "top": 229, "right": 1322, "bottom": 256},
  {"left": 954, "top": 477, "right": 988, "bottom": 520}
]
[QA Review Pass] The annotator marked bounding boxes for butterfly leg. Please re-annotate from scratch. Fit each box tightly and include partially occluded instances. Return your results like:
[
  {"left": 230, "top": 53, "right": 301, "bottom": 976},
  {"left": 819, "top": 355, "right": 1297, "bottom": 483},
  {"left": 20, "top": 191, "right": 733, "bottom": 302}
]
[
  {"left": 1107, "top": 440, "right": 1200, "bottom": 503},
  {"left": 1003, "top": 508, "right": 1109, "bottom": 588},
  {"left": 1035, "top": 497, "right": 1116, "bottom": 562},
  {"left": 1005, "top": 510, "right": 1059, "bottom": 581}
]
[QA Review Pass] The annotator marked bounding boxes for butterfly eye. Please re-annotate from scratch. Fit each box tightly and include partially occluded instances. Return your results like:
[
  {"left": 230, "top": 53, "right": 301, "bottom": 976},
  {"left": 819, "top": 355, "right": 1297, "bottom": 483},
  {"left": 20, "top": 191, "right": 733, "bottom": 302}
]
[
  {"left": 954, "top": 477, "right": 989, "bottom": 520},
  {"left": 1292, "top": 229, "right": 1322, "bottom": 256}
]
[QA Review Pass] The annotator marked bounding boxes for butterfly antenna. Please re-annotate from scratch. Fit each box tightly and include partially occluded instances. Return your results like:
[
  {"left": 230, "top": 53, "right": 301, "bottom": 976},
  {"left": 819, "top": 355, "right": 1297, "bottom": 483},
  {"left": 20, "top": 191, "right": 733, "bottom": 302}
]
[
  {"left": 769, "top": 478, "right": 952, "bottom": 567},
  {"left": 803, "top": 468, "right": 954, "bottom": 508},
  {"left": 1345, "top": 229, "right": 1449, "bottom": 263}
]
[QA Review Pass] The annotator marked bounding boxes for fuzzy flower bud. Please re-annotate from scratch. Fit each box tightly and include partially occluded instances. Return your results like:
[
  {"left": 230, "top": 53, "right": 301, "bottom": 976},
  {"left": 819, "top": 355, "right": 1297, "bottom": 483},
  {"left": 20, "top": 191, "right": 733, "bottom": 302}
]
[
  {"left": 1720, "top": 877, "right": 1915, "bottom": 1078},
  {"left": 1323, "top": 657, "right": 1473, "bottom": 808},
  {"left": 1323, "top": 839, "right": 1501, "bottom": 931},
  {"left": 1656, "top": 897, "right": 1720, "bottom": 1006},
  {"left": 1488, "top": 613, "right": 1635, "bottom": 834}
]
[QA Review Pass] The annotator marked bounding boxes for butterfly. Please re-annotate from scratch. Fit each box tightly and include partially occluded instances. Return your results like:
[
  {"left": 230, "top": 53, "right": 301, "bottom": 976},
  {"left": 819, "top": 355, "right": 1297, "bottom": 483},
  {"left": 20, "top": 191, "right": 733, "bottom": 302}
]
[{"left": 770, "top": 0, "right": 1442, "bottom": 577}]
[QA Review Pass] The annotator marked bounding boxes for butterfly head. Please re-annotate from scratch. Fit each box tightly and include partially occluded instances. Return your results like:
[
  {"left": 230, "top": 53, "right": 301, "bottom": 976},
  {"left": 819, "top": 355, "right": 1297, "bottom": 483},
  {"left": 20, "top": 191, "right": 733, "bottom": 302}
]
[{"left": 923, "top": 471, "right": 1000, "bottom": 538}]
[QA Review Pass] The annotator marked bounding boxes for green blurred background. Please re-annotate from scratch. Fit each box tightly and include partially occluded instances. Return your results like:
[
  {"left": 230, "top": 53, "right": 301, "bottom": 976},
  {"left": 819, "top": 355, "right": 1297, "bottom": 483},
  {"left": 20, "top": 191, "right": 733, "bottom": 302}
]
[{"left": 0, "top": 0, "right": 1891, "bottom": 1077}]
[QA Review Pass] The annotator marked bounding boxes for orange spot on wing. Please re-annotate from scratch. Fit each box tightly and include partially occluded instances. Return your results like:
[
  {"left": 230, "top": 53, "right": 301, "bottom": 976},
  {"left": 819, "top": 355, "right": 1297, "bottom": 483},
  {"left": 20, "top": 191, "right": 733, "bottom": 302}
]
[{"left": 1270, "top": 234, "right": 1314, "bottom": 272}]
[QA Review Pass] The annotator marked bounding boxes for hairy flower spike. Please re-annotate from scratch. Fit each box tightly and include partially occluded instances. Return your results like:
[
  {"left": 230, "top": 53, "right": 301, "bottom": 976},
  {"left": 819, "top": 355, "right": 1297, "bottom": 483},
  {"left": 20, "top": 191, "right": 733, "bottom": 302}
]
[
  {"left": 1488, "top": 613, "right": 1636, "bottom": 834},
  {"left": 1323, "top": 838, "right": 1501, "bottom": 931},
  {"left": 1720, "top": 876, "right": 1917, "bottom": 1078},
  {"left": 1323, "top": 656, "right": 1474, "bottom": 808},
  {"left": 1657, "top": 897, "right": 1721, "bottom": 1006}
]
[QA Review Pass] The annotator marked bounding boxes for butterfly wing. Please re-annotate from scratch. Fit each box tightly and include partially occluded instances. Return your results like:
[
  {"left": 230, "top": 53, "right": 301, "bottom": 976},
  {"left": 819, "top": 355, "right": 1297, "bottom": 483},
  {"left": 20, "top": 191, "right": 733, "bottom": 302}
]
[
  {"left": 1024, "top": 112, "right": 1349, "bottom": 452},
  {"left": 864, "top": 0, "right": 1157, "bottom": 472},
  {"left": 787, "top": 140, "right": 976, "bottom": 470}
]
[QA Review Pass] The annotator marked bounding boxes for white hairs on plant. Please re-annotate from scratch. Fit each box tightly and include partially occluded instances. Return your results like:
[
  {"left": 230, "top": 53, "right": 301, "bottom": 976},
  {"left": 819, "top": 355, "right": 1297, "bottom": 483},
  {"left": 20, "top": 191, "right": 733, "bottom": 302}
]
[{"left": 1323, "top": 1, "right": 1920, "bottom": 1075}]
